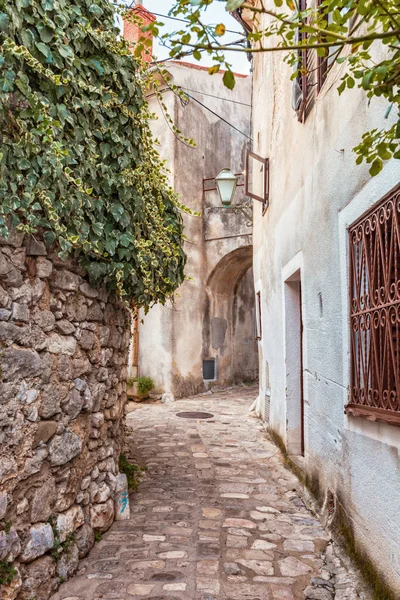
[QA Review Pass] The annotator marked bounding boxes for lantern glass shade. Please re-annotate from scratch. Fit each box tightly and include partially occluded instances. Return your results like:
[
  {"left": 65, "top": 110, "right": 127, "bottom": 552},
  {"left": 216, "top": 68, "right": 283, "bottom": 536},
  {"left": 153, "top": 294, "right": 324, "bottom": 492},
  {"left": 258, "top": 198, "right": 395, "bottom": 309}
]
[{"left": 215, "top": 168, "right": 237, "bottom": 207}]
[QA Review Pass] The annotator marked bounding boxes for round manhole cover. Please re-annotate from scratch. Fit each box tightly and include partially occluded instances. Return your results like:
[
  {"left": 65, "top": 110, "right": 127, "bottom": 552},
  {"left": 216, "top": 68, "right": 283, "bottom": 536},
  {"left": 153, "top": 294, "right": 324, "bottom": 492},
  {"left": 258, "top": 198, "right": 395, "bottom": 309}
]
[{"left": 176, "top": 411, "right": 214, "bottom": 420}]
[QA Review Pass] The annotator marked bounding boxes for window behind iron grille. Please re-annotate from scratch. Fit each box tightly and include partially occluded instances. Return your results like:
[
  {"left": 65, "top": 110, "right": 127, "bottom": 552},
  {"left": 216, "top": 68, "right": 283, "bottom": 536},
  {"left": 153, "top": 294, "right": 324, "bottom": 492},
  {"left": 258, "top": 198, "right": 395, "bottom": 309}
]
[{"left": 347, "top": 184, "right": 400, "bottom": 426}]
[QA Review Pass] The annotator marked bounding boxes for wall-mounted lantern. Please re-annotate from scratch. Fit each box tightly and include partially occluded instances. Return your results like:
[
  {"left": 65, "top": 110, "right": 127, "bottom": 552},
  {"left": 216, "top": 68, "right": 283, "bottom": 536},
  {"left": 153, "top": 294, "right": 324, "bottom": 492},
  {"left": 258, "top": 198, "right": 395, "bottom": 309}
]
[
  {"left": 202, "top": 150, "right": 269, "bottom": 227},
  {"left": 203, "top": 168, "right": 252, "bottom": 226},
  {"left": 202, "top": 150, "right": 269, "bottom": 229},
  {"left": 215, "top": 168, "right": 238, "bottom": 207}
]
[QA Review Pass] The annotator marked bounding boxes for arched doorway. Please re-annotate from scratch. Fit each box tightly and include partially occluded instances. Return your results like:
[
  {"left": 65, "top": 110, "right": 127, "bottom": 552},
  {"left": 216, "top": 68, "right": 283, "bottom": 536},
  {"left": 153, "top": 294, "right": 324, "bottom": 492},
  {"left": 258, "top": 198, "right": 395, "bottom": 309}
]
[{"left": 203, "top": 245, "right": 258, "bottom": 386}]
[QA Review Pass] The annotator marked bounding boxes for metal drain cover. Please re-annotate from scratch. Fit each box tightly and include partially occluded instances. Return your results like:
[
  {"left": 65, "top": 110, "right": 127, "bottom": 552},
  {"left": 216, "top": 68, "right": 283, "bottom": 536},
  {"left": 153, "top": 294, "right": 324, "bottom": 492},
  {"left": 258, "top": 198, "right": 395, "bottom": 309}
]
[{"left": 176, "top": 411, "right": 214, "bottom": 420}]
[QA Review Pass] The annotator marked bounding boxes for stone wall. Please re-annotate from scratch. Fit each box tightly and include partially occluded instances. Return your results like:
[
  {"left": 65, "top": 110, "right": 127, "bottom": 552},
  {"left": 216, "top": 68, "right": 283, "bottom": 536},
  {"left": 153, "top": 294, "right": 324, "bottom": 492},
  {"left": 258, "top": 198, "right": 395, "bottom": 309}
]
[{"left": 0, "top": 231, "right": 131, "bottom": 600}]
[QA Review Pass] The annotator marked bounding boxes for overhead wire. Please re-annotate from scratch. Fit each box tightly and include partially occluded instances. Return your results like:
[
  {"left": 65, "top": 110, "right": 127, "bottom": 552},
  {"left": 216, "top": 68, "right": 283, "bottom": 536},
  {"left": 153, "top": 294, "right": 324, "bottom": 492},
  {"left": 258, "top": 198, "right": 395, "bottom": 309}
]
[
  {"left": 146, "top": 69, "right": 252, "bottom": 142},
  {"left": 184, "top": 92, "right": 252, "bottom": 141},
  {"left": 180, "top": 87, "right": 251, "bottom": 107}
]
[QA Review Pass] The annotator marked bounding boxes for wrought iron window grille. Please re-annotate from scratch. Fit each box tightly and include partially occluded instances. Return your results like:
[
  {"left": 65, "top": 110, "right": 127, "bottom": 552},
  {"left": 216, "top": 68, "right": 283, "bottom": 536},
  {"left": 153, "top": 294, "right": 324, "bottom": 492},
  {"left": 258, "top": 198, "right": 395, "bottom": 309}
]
[{"left": 346, "top": 183, "right": 400, "bottom": 427}]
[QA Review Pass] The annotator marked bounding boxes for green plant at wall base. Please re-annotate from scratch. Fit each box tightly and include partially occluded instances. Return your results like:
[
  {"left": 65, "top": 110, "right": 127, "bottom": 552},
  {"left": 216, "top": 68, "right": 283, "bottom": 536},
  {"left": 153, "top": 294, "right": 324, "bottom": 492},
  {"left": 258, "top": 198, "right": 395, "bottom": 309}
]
[
  {"left": 136, "top": 376, "right": 154, "bottom": 397},
  {"left": 0, "top": 0, "right": 189, "bottom": 308},
  {"left": 94, "top": 531, "right": 103, "bottom": 543},
  {"left": 119, "top": 453, "right": 145, "bottom": 491},
  {"left": 3, "top": 521, "right": 11, "bottom": 534},
  {"left": 157, "top": 0, "right": 400, "bottom": 176},
  {"left": 0, "top": 561, "right": 17, "bottom": 586},
  {"left": 127, "top": 376, "right": 136, "bottom": 388},
  {"left": 48, "top": 515, "right": 75, "bottom": 560}
]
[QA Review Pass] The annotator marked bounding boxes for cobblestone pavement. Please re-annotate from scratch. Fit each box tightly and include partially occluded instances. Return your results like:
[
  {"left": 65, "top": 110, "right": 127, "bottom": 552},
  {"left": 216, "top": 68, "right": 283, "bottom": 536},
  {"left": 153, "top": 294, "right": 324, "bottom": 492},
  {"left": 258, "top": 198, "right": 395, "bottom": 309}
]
[{"left": 51, "top": 386, "right": 368, "bottom": 600}]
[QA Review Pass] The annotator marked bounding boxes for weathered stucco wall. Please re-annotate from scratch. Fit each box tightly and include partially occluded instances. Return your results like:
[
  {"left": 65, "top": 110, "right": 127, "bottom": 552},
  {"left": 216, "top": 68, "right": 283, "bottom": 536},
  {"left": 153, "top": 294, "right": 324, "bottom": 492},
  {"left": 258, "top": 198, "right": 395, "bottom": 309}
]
[
  {"left": 0, "top": 232, "right": 130, "bottom": 600},
  {"left": 139, "top": 63, "right": 258, "bottom": 398},
  {"left": 251, "top": 17, "right": 400, "bottom": 594}
]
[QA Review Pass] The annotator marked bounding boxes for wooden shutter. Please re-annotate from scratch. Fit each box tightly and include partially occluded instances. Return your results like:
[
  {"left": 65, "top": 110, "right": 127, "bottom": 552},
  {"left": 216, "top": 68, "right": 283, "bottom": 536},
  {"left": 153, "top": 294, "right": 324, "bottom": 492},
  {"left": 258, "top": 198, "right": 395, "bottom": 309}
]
[{"left": 297, "top": 0, "right": 316, "bottom": 123}]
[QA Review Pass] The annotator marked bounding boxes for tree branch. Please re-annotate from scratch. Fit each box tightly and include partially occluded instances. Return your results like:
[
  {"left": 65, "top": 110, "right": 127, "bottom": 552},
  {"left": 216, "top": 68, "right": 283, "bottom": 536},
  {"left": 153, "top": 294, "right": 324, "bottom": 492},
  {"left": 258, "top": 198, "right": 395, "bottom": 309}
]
[{"left": 178, "top": 29, "right": 400, "bottom": 54}]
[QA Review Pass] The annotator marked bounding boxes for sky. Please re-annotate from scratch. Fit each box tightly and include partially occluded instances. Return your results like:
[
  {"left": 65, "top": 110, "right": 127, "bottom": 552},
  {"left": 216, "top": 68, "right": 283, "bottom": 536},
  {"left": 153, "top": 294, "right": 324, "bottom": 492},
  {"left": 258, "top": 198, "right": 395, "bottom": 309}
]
[{"left": 142, "top": 0, "right": 250, "bottom": 75}]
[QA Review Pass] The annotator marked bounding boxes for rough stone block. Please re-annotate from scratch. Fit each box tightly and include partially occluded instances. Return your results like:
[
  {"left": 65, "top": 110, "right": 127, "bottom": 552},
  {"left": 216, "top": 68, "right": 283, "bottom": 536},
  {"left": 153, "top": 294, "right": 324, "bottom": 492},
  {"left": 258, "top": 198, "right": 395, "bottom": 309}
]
[
  {"left": 74, "top": 523, "right": 95, "bottom": 558},
  {"left": 1, "top": 347, "right": 43, "bottom": 381},
  {"left": 0, "top": 252, "right": 12, "bottom": 276},
  {"left": 56, "top": 506, "right": 85, "bottom": 542},
  {"left": 21, "top": 523, "right": 54, "bottom": 562},
  {"left": 79, "top": 282, "right": 98, "bottom": 298},
  {"left": 10, "top": 302, "right": 30, "bottom": 323},
  {"left": 56, "top": 543, "right": 79, "bottom": 580},
  {"left": 0, "top": 492, "right": 8, "bottom": 519},
  {"left": 90, "top": 499, "right": 114, "bottom": 532},
  {"left": 33, "top": 309, "right": 56, "bottom": 332},
  {"left": 31, "top": 478, "right": 56, "bottom": 523},
  {"left": 52, "top": 269, "right": 82, "bottom": 291},
  {"left": 36, "top": 257, "right": 53, "bottom": 278},
  {"left": 0, "top": 528, "right": 21, "bottom": 561},
  {"left": 48, "top": 430, "right": 83, "bottom": 466},
  {"left": 114, "top": 473, "right": 130, "bottom": 521},
  {"left": 63, "top": 388, "right": 83, "bottom": 420},
  {"left": 33, "top": 422, "right": 57, "bottom": 449},
  {"left": 20, "top": 556, "right": 56, "bottom": 600},
  {"left": 25, "top": 237, "right": 47, "bottom": 256},
  {"left": 0, "top": 229, "right": 24, "bottom": 248},
  {"left": 0, "top": 565, "right": 22, "bottom": 600},
  {"left": 0, "top": 286, "right": 10, "bottom": 308},
  {"left": 56, "top": 319, "right": 75, "bottom": 335},
  {"left": 46, "top": 333, "right": 77, "bottom": 355},
  {"left": 4, "top": 268, "right": 24, "bottom": 288}
]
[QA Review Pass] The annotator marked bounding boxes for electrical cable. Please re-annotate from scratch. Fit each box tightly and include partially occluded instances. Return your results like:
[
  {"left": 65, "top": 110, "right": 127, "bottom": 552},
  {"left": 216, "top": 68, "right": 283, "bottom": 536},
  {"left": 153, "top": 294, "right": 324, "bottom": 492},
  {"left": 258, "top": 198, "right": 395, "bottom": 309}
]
[
  {"left": 148, "top": 63, "right": 251, "bottom": 142},
  {"left": 181, "top": 87, "right": 251, "bottom": 107},
  {"left": 184, "top": 92, "right": 252, "bottom": 140}
]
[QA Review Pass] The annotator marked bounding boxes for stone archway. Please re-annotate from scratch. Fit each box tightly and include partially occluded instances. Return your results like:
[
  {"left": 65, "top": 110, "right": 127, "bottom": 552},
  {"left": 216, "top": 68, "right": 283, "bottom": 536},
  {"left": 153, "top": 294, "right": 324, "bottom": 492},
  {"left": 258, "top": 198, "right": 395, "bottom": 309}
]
[{"left": 203, "top": 245, "right": 258, "bottom": 386}]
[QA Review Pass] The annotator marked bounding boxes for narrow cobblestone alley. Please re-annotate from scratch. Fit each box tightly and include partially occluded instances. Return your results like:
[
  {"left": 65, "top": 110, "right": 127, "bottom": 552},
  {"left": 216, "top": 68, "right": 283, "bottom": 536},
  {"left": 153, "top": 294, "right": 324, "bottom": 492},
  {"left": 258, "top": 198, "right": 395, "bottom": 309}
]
[{"left": 51, "top": 387, "right": 368, "bottom": 600}]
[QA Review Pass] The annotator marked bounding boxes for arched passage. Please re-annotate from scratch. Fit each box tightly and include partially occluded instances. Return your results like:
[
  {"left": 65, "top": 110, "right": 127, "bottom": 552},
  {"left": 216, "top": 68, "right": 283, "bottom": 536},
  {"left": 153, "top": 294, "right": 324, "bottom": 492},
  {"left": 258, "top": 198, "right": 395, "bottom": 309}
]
[{"left": 203, "top": 245, "right": 258, "bottom": 386}]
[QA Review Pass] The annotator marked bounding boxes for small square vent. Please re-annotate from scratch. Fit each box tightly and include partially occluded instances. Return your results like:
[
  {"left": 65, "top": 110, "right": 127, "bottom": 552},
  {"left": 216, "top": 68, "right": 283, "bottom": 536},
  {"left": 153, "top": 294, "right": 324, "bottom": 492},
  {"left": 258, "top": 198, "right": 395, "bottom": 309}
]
[{"left": 203, "top": 359, "right": 216, "bottom": 381}]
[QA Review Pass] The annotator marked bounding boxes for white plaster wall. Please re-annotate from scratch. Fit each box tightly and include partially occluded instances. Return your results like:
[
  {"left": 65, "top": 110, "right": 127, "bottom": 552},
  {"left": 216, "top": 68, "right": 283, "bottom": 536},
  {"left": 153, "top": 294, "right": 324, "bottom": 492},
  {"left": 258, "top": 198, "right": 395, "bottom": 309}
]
[
  {"left": 139, "top": 64, "right": 256, "bottom": 397},
  {"left": 251, "top": 21, "right": 400, "bottom": 593}
]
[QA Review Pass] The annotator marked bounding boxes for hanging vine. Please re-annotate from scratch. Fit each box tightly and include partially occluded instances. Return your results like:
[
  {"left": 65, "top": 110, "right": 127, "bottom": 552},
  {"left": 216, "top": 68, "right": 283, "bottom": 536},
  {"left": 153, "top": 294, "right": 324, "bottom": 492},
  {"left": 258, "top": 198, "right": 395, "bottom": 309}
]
[{"left": 0, "top": 0, "right": 189, "bottom": 309}]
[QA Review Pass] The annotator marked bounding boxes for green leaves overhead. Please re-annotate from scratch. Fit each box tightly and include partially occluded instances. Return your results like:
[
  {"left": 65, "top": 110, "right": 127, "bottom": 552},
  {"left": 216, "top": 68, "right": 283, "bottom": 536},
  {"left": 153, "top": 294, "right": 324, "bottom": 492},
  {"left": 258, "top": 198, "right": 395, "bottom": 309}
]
[
  {"left": 223, "top": 69, "right": 235, "bottom": 90},
  {"left": 164, "top": 0, "right": 400, "bottom": 174},
  {"left": 0, "top": 0, "right": 187, "bottom": 307}
]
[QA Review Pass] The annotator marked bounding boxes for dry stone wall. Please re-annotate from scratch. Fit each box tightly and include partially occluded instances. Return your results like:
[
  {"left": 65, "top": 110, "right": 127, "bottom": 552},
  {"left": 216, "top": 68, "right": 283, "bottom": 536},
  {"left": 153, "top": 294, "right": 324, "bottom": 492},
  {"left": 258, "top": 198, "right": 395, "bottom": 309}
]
[{"left": 0, "top": 231, "right": 131, "bottom": 600}]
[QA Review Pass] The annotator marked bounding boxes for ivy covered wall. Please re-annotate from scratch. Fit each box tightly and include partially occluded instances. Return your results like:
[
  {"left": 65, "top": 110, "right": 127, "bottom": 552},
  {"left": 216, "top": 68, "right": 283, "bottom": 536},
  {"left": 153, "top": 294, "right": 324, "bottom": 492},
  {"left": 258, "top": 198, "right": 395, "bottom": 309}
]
[{"left": 0, "top": 0, "right": 187, "bottom": 308}]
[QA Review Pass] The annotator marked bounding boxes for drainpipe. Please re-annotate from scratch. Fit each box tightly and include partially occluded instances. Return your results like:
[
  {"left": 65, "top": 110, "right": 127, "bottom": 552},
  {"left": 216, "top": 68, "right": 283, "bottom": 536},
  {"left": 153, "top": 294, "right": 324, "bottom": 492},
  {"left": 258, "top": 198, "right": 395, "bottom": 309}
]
[{"left": 131, "top": 311, "right": 139, "bottom": 379}]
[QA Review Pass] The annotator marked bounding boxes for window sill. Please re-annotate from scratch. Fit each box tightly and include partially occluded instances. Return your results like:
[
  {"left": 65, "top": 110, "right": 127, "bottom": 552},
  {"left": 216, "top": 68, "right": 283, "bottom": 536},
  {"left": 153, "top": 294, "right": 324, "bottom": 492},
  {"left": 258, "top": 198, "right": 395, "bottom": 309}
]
[{"left": 345, "top": 404, "right": 400, "bottom": 428}]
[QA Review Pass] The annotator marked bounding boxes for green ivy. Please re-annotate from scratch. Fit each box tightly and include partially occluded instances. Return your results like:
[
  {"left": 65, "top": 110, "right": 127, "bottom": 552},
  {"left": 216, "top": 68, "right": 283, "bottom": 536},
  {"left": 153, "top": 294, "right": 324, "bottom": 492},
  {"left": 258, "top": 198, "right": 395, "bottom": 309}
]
[
  {"left": 0, "top": 0, "right": 188, "bottom": 308},
  {"left": 0, "top": 561, "right": 17, "bottom": 586},
  {"left": 119, "top": 453, "right": 145, "bottom": 491}
]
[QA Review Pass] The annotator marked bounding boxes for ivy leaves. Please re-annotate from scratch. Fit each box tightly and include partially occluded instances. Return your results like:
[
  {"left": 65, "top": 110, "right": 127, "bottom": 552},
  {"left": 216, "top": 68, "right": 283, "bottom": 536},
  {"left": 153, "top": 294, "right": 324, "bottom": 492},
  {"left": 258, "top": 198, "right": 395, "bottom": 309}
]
[{"left": 0, "top": 0, "right": 187, "bottom": 307}]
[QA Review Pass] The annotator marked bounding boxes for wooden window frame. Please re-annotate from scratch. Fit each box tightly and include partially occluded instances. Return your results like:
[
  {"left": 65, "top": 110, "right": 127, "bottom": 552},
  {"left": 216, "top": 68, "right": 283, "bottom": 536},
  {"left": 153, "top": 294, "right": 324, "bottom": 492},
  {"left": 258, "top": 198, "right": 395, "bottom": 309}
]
[{"left": 296, "top": 0, "right": 316, "bottom": 123}]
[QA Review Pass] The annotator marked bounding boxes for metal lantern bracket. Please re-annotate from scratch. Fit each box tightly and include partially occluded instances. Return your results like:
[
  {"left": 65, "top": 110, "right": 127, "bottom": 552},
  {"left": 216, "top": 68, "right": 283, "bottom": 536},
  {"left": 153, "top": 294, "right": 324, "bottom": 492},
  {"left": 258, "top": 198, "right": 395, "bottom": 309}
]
[
  {"left": 245, "top": 150, "right": 269, "bottom": 213},
  {"left": 202, "top": 173, "right": 244, "bottom": 194},
  {"left": 203, "top": 173, "right": 252, "bottom": 226}
]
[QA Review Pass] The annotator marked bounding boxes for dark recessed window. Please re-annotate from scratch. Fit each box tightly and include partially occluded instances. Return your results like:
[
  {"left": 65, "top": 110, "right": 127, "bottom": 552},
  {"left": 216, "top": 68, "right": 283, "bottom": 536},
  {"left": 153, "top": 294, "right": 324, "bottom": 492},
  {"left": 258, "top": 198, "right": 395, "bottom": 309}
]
[{"left": 203, "top": 359, "right": 216, "bottom": 381}]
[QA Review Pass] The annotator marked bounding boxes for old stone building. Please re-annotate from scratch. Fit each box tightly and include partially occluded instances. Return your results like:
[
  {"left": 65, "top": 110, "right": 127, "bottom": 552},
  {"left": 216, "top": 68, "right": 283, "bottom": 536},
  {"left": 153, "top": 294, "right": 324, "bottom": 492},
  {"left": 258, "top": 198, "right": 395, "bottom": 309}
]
[
  {"left": 134, "top": 59, "right": 258, "bottom": 398},
  {"left": 0, "top": 233, "right": 130, "bottom": 599},
  {"left": 236, "top": 6, "right": 400, "bottom": 597}
]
